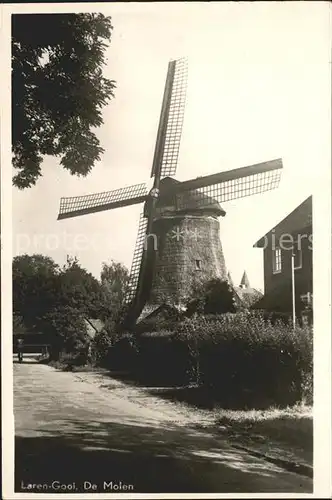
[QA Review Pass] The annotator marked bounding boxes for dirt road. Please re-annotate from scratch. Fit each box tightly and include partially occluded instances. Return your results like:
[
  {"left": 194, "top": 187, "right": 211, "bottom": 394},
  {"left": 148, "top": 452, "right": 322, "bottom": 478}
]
[{"left": 14, "top": 357, "right": 312, "bottom": 494}]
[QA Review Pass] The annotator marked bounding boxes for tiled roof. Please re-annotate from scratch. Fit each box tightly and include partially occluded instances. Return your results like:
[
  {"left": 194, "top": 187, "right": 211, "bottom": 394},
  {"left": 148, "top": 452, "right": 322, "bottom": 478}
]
[{"left": 234, "top": 286, "right": 263, "bottom": 307}]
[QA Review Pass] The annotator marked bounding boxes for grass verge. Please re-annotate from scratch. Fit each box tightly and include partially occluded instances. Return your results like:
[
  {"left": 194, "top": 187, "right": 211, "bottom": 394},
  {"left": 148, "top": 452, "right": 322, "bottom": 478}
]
[{"left": 214, "top": 404, "right": 312, "bottom": 467}]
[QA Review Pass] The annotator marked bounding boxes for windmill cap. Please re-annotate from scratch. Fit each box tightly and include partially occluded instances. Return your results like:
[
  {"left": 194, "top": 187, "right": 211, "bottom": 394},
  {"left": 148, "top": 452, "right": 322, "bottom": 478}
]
[{"left": 157, "top": 177, "right": 226, "bottom": 216}]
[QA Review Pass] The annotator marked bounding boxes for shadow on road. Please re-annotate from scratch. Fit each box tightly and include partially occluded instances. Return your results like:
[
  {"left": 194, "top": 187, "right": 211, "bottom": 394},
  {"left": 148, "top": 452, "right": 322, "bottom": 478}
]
[{"left": 15, "top": 417, "right": 311, "bottom": 494}]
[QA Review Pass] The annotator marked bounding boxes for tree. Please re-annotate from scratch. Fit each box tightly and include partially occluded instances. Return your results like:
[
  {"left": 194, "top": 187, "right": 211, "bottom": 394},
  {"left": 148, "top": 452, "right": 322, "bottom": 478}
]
[
  {"left": 100, "top": 260, "right": 130, "bottom": 313},
  {"left": 12, "top": 253, "right": 110, "bottom": 359},
  {"left": 12, "top": 254, "right": 132, "bottom": 361},
  {"left": 42, "top": 305, "right": 88, "bottom": 361},
  {"left": 186, "top": 278, "right": 238, "bottom": 316},
  {"left": 13, "top": 253, "right": 60, "bottom": 276},
  {"left": 42, "top": 256, "right": 109, "bottom": 360},
  {"left": 12, "top": 13, "right": 115, "bottom": 188},
  {"left": 13, "top": 314, "right": 27, "bottom": 336},
  {"left": 13, "top": 254, "right": 60, "bottom": 329},
  {"left": 58, "top": 255, "right": 109, "bottom": 319}
]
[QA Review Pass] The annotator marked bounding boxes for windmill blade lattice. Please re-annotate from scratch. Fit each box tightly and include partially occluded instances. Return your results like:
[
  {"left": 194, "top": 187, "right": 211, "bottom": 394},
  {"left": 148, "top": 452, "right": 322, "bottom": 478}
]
[
  {"left": 182, "top": 169, "right": 281, "bottom": 208},
  {"left": 58, "top": 183, "right": 148, "bottom": 220},
  {"left": 125, "top": 212, "right": 148, "bottom": 304},
  {"left": 172, "top": 159, "right": 283, "bottom": 211},
  {"left": 160, "top": 58, "right": 188, "bottom": 178},
  {"left": 151, "top": 58, "right": 188, "bottom": 179},
  {"left": 56, "top": 54, "right": 284, "bottom": 326}
]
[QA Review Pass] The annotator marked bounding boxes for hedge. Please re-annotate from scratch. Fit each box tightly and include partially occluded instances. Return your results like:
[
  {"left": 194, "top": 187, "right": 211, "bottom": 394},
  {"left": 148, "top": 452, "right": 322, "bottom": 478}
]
[{"left": 101, "top": 311, "right": 313, "bottom": 408}]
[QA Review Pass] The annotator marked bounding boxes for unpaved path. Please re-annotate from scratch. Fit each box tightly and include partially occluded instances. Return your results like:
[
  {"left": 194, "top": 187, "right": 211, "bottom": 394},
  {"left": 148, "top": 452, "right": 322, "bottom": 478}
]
[{"left": 13, "top": 358, "right": 312, "bottom": 494}]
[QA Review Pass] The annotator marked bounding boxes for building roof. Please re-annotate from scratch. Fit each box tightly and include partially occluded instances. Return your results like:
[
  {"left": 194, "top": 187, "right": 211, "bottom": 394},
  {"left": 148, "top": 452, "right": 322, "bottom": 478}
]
[
  {"left": 240, "top": 270, "right": 250, "bottom": 288},
  {"left": 233, "top": 286, "right": 263, "bottom": 308},
  {"left": 254, "top": 196, "right": 312, "bottom": 248},
  {"left": 156, "top": 177, "right": 226, "bottom": 217},
  {"left": 227, "top": 271, "right": 234, "bottom": 286},
  {"left": 84, "top": 318, "right": 105, "bottom": 339},
  {"left": 137, "top": 303, "right": 183, "bottom": 324},
  {"left": 137, "top": 304, "right": 161, "bottom": 323}
]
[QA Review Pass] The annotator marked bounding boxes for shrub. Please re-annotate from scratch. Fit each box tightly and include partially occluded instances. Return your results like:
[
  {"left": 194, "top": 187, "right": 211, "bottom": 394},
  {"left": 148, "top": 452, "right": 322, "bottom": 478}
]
[
  {"left": 134, "top": 331, "right": 192, "bottom": 386},
  {"left": 89, "top": 313, "right": 139, "bottom": 371},
  {"left": 94, "top": 310, "right": 313, "bottom": 409},
  {"left": 173, "top": 312, "right": 313, "bottom": 408},
  {"left": 119, "top": 311, "right": 313, "bottom": 408},
  {"left": 186, "top": 278, "right": 238, "bottom": 315},
  {"left": 101, "top": 334, "right": 138, "bottom": 372}
]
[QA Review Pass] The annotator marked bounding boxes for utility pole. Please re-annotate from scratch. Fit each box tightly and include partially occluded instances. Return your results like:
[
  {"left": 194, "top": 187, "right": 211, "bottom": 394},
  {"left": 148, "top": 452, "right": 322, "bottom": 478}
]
[{"left": 291, "top": 250, "right": 296, "bottom": 329}]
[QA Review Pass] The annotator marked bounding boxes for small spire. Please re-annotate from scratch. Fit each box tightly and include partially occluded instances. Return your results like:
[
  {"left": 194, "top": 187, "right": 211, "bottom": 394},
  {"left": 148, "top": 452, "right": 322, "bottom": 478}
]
[
  {"left": 227, "top": 271, "right": 234, "bottom": 286},
  {"left": 240, "top": 270, "right": 250, "bottom": 289}
]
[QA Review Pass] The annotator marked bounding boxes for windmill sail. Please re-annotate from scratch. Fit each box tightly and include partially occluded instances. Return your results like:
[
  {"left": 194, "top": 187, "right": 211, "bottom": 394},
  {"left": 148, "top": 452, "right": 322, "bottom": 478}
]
[
  {"left": 150, "top": 58, "right": 188, "bottom": 179},
  {"left": 57, "top": 183, "right": 148, "bottom": 220},
  {"left": 56, "top": 54, "right": 284, "bottom": 326},
  {"left": 128, "top": 57, "right": 188, "bottom": 321},
  {"left": 165, "top": 159, "right": 283, "bottom": 211},
  {"left": 125, "top": 212, "right": 148, "bottom": 304}
]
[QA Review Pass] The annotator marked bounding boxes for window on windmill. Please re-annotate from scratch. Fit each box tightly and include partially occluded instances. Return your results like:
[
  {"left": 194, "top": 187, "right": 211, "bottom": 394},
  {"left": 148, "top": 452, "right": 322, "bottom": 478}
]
[
  {"left": 272, "top": 247, "right": 282, "bottom": 274},
  {"left": 195, "top": 259, "right": 202, "bottom": 271}
]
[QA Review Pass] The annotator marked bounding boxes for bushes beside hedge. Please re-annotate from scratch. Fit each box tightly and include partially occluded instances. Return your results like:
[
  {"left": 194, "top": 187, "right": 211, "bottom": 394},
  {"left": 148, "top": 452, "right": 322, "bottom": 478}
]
[{"left": 101, "top": 311, "right": 313, "bottom": 409}]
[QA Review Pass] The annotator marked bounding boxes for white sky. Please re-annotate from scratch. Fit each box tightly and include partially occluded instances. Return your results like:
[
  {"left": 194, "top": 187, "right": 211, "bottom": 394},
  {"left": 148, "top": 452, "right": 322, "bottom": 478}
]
[{"left": 11, "top": 2, "right": 331, "bottom": 290}]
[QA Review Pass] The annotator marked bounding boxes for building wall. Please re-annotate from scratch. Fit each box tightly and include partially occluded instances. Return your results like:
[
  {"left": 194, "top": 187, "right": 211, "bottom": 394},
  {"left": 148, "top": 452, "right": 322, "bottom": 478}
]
[
  {"left": 263, "top": 225, "right": 312, "bottom": 312},
  {"left": 148, "top": 214, "right": 227, "bottom": 305}
]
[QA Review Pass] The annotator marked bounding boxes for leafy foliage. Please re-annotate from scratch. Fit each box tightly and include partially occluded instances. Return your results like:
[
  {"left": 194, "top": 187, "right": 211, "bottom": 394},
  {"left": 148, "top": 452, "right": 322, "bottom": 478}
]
[
  {"left": 99, "top": 260, "right": 132, "bottom": 332},
  {"left": 100, "top": 260, "right": 130, "bottom": 311},
  {"left": 12, "top": 13, "right": 115, "bottom": 188},
  {"left": 42, "top": 305, "right": 88, "bottom": 360},
  {"left": 106, "top": 312, "right": 313, "bottom": 408},
  {"left": 186, "top": 278, "right": 238, "bottom": 315},
  {"left": 90, "top": 329, "right": 113, "bottom": 364},
  {"left": 13, "top": 314, "right": 27, "bottom": 335},
  {"left": 178, "top": 312, "right": 313, "bottom": 408},
  {"left": 12, "top": 253, "right": 129, "bottom": 360},
  {"left": 58, "top": 256, "right": 110, "bottom": 320},
  {"left": 13, "top": 254, "right": 60, "bottom": 329}
]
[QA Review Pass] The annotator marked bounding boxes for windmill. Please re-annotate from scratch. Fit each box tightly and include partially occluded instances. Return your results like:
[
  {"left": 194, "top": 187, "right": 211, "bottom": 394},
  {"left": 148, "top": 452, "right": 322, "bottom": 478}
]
[{"left": 57, "top": 57, "right": 283, "bottom": 325}]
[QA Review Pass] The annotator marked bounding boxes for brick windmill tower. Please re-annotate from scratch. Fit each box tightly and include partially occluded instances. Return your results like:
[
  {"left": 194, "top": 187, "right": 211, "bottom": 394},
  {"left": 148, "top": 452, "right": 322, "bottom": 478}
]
[{"left": 57, "top": 58, "right": 283, "bottom": 325}]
